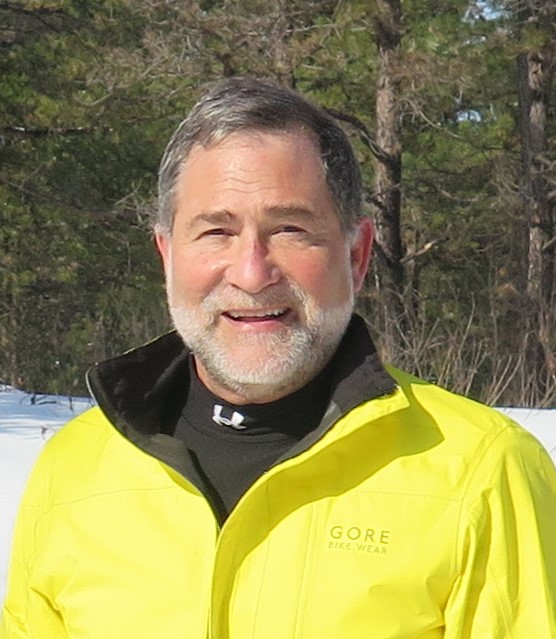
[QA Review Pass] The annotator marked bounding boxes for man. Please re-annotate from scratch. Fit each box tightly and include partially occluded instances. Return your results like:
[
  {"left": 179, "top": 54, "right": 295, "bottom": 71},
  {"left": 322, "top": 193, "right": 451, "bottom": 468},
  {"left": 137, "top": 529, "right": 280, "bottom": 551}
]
[{"left": 2, "top": 77, "right": 556, "bottom": 638}]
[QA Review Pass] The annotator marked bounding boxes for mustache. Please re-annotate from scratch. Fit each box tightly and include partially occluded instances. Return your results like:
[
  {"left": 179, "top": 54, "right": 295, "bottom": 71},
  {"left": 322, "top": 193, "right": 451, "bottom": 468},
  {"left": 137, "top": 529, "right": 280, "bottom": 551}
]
[{"left": 201, "top": 283, "right": 307, "bottom": 313}]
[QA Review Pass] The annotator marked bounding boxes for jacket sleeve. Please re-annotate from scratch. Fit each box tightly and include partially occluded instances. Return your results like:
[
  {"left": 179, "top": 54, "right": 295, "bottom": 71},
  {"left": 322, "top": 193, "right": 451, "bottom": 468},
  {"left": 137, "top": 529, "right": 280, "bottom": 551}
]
[
  {"left": 0, "top": 445, "right": 69, "bottom": 639},
  {"left": 444, "top": 423, "right": 556, "bottom": 638}
]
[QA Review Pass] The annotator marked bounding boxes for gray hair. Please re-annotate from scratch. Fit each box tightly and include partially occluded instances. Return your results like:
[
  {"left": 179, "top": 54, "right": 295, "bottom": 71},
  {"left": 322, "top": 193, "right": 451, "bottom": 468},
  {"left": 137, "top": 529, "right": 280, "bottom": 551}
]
[{"left": 156, "top": 76, "right": 362, "bottom": 236}]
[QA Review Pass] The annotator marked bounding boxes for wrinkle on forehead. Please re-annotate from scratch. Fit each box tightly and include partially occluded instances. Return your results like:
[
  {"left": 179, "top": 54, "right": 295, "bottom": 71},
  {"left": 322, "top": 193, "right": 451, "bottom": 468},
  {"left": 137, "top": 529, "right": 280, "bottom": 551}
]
[
  {"left": 176, "top": 130, "right": 333, "bottom": 216},
  {"left": 183, "top": 128, "right": 326, "bottom": 181}
]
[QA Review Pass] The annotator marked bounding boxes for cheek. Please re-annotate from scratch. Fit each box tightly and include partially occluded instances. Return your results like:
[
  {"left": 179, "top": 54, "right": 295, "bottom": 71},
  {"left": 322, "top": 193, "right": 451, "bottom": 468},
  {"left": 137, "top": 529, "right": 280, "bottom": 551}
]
[
  {"left": 168, "top": 247, "right": 227, "bottom": 296},
  {"left": 284, "top": 251, "right": 351, "bottom": 302}
]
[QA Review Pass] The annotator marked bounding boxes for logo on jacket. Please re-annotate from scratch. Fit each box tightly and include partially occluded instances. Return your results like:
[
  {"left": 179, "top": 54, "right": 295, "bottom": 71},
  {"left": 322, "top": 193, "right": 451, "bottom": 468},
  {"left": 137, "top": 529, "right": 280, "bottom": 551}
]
[
  {"left": 212, "top": 404, "right": 246, "bottom": 430},
  {"left": 327, "top": 524, "right": 391, "bottom": 555}
]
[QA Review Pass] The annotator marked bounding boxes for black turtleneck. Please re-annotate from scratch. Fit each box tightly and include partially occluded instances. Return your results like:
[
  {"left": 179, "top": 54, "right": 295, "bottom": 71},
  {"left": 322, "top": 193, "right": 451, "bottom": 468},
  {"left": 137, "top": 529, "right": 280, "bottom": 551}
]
[{"left": 174, "top": 357, "right": 334, "bottom": 523}]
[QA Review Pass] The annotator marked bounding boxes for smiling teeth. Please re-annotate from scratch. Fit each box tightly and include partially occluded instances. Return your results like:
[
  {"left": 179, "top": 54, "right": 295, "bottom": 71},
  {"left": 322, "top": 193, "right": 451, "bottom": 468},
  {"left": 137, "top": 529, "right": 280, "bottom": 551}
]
[{"left": 228, "top": 309, "right": 286, "bottom": 319}]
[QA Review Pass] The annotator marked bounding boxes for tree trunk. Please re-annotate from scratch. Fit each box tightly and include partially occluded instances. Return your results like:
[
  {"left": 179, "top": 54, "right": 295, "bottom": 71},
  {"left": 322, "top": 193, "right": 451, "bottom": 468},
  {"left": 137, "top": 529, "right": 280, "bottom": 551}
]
[
  {"left": 516, "top": 1, "right": 556, "bottom": 401},
  {"left": 371, "top": 0, "right": 405, "bottom": 350}
]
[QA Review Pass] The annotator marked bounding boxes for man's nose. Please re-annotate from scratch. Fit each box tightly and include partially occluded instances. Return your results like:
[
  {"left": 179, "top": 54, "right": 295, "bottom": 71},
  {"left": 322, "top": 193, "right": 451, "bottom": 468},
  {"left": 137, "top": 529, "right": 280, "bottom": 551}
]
[{"left": 224, "top": 236, "right": 282, "bottom": 293}]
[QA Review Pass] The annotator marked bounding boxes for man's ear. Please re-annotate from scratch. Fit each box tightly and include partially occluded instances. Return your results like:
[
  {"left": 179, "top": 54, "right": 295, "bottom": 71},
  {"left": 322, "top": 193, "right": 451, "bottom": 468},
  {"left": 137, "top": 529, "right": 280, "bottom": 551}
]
[
  {"left": 350, "top": 217, "right": 374, "bottom": 294},
  {"left": 154, "top": 233, "right": 171, "bottom": 272}
]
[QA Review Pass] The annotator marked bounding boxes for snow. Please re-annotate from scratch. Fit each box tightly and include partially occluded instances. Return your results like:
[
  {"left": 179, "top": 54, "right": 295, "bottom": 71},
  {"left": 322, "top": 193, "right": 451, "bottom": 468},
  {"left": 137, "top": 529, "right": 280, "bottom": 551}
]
[
  {"left": 0, "top": 385, "right": 93, "bottom": 604},
  {"left": 497, "top": 407, "right": 556, "bottom": 460},
  {"left": 0, "top": 384, "right": 554, "bottom": 604}
]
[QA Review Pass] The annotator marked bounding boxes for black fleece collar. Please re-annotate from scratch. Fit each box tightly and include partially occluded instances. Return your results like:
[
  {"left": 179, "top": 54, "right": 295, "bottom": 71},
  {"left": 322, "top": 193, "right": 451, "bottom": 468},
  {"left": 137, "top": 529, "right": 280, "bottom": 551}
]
[{"left": 87, "top": 314, "right": 397, "bottom": 443}]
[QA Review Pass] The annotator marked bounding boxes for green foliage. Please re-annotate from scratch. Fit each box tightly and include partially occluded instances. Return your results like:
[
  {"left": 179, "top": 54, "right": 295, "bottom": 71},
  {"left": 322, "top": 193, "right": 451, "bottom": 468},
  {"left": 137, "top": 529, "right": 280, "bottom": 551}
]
[
  {"left": 0, "top": 0, "right": 166, "bottom": 394},
  {"left": 0, "top": 0, "right": 554, "bottom": 405}
]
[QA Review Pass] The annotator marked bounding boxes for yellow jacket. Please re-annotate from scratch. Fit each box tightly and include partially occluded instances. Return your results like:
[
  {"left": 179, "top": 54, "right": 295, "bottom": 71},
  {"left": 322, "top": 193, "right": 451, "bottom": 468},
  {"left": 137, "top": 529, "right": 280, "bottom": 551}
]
[{"left": 2, "top": 318, "right": 556, "bottom": 638}]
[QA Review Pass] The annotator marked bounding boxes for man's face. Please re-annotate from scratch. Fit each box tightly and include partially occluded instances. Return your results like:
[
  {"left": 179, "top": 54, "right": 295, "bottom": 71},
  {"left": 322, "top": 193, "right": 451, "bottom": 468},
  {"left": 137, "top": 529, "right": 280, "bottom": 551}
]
[{"left": 156, "top": 130, "right": 372, "bottom": 404}]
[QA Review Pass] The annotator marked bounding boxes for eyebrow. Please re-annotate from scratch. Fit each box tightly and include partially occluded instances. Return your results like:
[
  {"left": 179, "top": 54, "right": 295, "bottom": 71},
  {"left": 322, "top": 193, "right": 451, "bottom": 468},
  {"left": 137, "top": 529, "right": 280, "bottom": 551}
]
[
  {"left": 187, "top": 205, "right": 319, "bottom": 229},
  {"left": 186, "top": 210, "right": 236, "bottom": 230},
  {"left": 264, "top": 205, "right": 319, "bottom": 222}
]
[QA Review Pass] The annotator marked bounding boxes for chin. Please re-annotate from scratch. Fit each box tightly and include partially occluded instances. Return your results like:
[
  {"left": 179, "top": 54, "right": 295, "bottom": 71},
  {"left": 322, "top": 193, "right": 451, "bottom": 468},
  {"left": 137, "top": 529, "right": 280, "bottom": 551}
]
[{"left": 196, "top": 344, "right": 329, "bottom": 403}]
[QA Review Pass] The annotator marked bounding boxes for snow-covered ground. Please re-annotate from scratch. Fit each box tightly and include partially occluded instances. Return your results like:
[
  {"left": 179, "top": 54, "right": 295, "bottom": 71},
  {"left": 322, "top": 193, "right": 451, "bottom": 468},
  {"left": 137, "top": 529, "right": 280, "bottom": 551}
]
[
  {"left": 0, "top": 386, "right": 93, "bottom": 604},
  {"left": 0, "top": 384, "right": 554, "bottom": 603}
]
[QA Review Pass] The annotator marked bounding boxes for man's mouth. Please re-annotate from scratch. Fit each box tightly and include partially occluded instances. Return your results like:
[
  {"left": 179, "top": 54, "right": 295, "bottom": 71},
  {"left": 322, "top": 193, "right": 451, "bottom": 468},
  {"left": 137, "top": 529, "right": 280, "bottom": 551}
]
[{"left": 223, "top": 308, "right": 290, "bottom": 323}]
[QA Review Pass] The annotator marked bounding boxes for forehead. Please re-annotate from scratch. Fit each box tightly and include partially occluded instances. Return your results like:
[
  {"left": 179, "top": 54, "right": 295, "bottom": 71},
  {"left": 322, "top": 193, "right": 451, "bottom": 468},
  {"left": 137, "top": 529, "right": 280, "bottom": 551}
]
[
  {"left": 175, "top": 129, "right": 333, "bottom": 210},
  {"left": 183, "top": 128, "right": 323, "bottom": 173}
]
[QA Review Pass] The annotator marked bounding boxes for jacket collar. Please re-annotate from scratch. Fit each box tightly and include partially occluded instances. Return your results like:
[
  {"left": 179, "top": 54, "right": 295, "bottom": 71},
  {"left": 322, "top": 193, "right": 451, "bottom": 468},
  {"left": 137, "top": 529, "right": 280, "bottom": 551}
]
[{"left": 87, "top": 314, "right": 397, "bottom": 441}]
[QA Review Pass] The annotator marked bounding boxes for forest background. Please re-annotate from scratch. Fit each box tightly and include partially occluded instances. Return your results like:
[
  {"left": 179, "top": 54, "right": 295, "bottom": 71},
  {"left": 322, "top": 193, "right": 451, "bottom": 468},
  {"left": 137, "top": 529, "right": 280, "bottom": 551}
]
[{"left": 1, "top": 0, "right": 554, "bottom": 407}]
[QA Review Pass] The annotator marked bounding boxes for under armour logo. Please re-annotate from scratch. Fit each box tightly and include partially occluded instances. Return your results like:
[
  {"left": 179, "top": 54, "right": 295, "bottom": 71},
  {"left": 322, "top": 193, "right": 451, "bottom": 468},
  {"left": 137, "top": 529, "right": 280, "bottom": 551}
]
[{"left": 212, "top": 404, "right": 246, "bottom": 430}]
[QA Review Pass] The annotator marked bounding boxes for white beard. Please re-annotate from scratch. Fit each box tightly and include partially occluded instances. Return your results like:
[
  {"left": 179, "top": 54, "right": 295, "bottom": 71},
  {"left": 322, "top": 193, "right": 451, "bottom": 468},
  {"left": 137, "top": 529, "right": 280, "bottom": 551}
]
[{"left": 166, "top": 271, "right": 354, "bottom": 402}]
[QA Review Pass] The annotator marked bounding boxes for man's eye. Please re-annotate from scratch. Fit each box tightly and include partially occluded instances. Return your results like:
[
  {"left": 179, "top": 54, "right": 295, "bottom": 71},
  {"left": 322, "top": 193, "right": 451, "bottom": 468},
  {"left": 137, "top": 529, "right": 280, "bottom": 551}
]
[
  {"left": 202, "top": 228, "right": 230, "bottom": 237},
  {"left": 278, "top": 226, "right": 306, "bottom": 234}
]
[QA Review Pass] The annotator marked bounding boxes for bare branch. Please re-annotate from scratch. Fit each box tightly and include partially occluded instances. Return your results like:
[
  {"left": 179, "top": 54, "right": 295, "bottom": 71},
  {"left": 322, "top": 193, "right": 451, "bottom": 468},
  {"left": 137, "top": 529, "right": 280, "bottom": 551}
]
[
  {"left": 542, "top": 235, "right": 556, "bottom": 252},
  {"left": 400, "top": 237, "right": 447, "bottom": 264},
  {"left": 324, "top": 107, "right": 390, "bottom": 164},
  {"left": 0, "top": 125, "right": 113, "bottom": 138}
]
